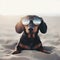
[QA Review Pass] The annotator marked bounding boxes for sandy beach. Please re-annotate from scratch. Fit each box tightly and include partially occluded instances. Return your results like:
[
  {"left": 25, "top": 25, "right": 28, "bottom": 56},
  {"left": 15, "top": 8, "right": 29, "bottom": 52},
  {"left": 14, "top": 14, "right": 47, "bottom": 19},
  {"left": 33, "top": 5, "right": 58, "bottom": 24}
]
[{"left": 0, "top": 16, "right": 60, "bottom": 60}]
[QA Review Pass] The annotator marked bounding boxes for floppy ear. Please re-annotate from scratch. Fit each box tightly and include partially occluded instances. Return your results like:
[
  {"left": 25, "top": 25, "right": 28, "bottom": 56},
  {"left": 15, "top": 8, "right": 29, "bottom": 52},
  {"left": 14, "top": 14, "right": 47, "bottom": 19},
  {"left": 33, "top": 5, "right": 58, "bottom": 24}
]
[
  {"left": 15, "top": 19, "right": 24, "bottom": 33},
  {"left": 39, "top": 18, "right": 47, "bottom": 34}
]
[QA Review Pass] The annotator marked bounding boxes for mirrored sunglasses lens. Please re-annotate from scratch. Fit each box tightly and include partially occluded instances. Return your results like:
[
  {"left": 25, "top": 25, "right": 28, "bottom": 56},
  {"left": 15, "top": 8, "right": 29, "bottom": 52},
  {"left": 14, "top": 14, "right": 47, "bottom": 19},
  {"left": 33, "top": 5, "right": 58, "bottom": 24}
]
[
  {"left": 33, "top": 19, "right": 41, "bottom": 25},
  {"left": 22, "top": 19, "right": 30, "bottom": 25}
]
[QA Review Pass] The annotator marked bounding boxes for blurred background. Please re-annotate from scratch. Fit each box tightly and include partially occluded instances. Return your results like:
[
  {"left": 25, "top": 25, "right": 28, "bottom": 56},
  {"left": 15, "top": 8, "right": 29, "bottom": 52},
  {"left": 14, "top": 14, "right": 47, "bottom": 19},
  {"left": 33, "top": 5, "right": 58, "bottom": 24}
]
[{"left": 0, "top": 0, "right": 60, "bottom": 16}]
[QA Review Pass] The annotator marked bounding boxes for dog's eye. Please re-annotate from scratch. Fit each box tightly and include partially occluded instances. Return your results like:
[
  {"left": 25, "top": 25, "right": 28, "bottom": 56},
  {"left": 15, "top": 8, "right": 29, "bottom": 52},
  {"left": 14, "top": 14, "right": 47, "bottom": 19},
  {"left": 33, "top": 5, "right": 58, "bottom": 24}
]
[
  {"left": 33, "top": 18, "right": 41, "bottom": 25},
  {"left": 22, "top": 19, "right": 30, "bottom": 25}
]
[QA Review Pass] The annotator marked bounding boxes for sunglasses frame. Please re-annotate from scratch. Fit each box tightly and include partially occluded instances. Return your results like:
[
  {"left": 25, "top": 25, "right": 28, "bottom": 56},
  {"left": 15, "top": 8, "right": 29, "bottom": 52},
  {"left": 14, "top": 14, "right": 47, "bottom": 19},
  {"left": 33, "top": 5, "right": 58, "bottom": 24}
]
[{"left": 22, "top": 18, "right": 42, "bottom": 25}]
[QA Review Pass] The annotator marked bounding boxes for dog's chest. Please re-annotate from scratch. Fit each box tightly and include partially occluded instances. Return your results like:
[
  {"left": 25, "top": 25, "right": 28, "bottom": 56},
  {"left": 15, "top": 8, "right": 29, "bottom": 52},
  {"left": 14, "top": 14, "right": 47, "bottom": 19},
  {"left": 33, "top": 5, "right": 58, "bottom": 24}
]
[
  {"left": 27, "top": 38, "right": 35, "bottom": 46},
  {"left": 19, "top": 34, "right": 41, "bottom": 49}
]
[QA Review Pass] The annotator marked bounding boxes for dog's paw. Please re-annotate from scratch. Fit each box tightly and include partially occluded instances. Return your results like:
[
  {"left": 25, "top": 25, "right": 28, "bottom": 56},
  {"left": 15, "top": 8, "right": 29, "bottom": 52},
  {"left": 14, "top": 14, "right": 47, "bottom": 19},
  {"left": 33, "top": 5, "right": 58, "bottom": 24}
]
[
  {"left": 41, "top": 50, "right": 51, "bottom": 54},
  {"left": 12, "top": 50, "right": 21, "bottom": 54}
]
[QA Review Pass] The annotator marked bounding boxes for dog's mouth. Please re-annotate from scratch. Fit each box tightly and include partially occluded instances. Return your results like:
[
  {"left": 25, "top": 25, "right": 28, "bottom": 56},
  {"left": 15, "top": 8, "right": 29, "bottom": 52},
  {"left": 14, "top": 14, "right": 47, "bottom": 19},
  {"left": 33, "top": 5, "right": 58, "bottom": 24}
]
[
  {"left": 24, "top": 23, "right": 39, "bottom": 38},
  {"left": 24, "top": 25, "right": 39, "bottom": 38},
  {"left": 28, "top": 26, "right": 39, "bottom": 38},
  {"left": 28, "top": 33, "right": 35, "bottom": 38},
  {"left": 27, "top": 24, "right": 36, "bottom": 38}
]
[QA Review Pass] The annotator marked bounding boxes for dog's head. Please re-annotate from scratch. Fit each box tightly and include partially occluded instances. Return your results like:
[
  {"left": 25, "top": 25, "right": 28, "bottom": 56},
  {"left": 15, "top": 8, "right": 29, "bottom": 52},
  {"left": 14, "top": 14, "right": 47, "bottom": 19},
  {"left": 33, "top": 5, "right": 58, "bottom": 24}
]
[{"left": 15, "top": 15, "right": 47, "bottom": 38}]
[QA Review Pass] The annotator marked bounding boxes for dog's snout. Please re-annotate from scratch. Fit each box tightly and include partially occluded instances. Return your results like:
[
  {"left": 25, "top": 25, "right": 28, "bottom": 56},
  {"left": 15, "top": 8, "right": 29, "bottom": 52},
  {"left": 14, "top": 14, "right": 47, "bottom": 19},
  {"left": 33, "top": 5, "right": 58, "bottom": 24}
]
[
  {"left": 28, "top": 28, "right": 33, "bottom": 32},
  {"left": 28, "top": 25, "right": 34, "bottom": 32},
  {"left": 28, "top": 20, "right": 35, "bottom": 33}
]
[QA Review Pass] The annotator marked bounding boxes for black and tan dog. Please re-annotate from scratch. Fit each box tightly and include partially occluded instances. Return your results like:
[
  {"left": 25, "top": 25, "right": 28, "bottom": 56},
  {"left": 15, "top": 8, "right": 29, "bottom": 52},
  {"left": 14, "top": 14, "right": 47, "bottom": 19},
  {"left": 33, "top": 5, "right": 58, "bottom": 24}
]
[{"left": 12, "top": 15, "right": 49, "bottom": 54}]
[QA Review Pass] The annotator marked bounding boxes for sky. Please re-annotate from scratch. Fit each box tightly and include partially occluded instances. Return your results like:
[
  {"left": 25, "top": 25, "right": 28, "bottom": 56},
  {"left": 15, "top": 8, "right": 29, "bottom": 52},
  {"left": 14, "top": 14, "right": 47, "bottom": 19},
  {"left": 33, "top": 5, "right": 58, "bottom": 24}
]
[{"left": 0, "top": 0, "right": 60, "bottom": 16}]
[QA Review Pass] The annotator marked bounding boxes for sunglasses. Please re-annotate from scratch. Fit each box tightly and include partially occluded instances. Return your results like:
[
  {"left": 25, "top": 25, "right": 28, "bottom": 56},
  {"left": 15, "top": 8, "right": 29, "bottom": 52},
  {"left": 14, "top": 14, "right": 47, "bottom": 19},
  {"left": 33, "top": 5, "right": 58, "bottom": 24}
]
[{"left": 22, "top": 18, "right": 42, "bottom": 25}]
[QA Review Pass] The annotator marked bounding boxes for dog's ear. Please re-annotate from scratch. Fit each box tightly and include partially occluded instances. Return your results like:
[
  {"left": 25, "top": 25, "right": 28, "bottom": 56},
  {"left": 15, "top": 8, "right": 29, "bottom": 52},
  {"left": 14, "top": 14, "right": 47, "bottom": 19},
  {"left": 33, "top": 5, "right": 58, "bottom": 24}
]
[
  {"left": 39, "top": 18, "right": 47, "bottom": 34},
  {"left": 15, "top": 19, "right": 24, "bottom": 33}
]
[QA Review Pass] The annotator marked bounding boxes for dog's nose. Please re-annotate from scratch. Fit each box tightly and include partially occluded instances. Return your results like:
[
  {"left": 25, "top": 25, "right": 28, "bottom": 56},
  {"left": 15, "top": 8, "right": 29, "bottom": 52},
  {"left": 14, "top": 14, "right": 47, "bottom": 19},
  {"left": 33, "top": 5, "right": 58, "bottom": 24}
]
[{"left": 28, "top": 28, "right": 33, "bottom": 32}]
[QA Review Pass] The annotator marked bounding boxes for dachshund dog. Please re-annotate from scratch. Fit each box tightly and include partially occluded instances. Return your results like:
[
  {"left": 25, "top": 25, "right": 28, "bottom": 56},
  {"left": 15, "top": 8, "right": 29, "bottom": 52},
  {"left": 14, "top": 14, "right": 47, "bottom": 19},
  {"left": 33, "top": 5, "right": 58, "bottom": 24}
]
[{"left": 12, "top": 15, "right": 49, "bottom": 54}]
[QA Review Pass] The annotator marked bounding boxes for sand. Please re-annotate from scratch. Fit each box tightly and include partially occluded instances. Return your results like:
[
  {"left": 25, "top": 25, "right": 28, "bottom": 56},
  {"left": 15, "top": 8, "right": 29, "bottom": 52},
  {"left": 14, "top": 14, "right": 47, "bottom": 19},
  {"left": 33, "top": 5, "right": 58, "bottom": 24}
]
[{"left": 0, "top": 16, "right": 60, "bottom": 60}]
